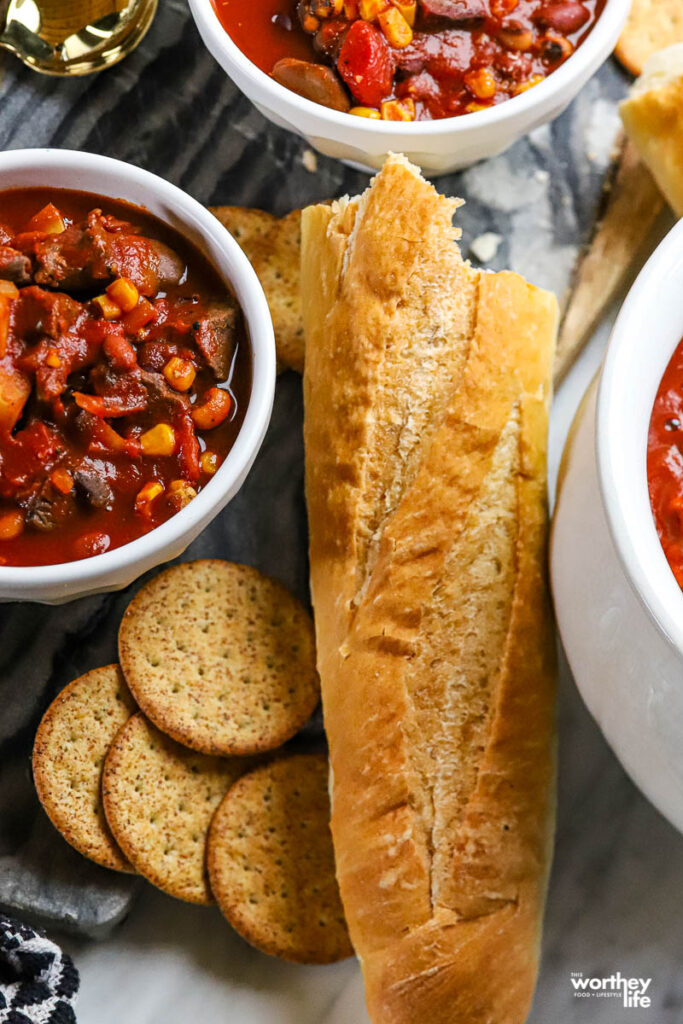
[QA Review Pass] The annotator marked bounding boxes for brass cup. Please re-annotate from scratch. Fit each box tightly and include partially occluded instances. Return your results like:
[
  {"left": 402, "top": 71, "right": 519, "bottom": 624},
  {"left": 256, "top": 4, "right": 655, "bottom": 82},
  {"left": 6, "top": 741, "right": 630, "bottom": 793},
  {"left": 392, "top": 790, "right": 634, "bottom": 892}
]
[{"left": 0, "top": 0, "right": 158, "bottom": 75}]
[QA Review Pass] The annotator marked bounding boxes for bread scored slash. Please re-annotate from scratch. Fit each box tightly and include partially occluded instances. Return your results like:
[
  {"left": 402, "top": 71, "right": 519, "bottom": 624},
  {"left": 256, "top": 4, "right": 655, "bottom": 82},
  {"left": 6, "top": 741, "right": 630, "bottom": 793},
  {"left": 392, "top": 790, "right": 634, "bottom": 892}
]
[{"left": 302, "top": 154, "right": 558, "bottom": 1024}]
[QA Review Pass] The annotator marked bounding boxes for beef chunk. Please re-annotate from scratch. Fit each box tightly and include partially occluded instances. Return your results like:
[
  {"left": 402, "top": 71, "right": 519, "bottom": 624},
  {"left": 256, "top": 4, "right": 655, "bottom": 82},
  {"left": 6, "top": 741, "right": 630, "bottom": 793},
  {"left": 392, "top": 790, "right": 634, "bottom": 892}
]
[
  {"left": 87, "top": 211, "right": 185, "bottom": 295},
  {"left": 138, "top": 368, "right": 192, "bottom": 419},
  {"left": 34, "top": 224, "right": 108, "bottom": 291},
  {"left": 14, "top": 286, "right": 84, "bottom": 340},
  {"left": 74, "top": 469, "right": 113, "bottom": 510},
  {"left": 102, "top": 234, "right": 185, "bottom": 295},
  {"left": 0, "top": 245, "right": 32, "bottom": 285},
  {"left": 88, "top": 362, "right": 149, "bottom": 416},
  {"left": 25, "top": 481, "right": 73, "bottom": 532},
  {"left": 33, "top": 212, "right": 185, "bottom": 295},
  {"left": 192, "top": 302, "right": 238, "bottom": 380},
  {"left": 396, "top": 28, "right": 474, "bottom": 73},
  {"left": 419, "top": 0, "right": 487, "bottom": 24}
]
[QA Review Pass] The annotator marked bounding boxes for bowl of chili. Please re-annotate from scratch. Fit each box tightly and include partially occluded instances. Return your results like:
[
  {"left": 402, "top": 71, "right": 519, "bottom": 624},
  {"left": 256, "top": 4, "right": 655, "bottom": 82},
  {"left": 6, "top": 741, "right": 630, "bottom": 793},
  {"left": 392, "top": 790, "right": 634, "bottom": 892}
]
[
  {"left": 551, "top": 216, "right": 683, "bottom": 836},
  {"left": 0, "top": 149, "right": 276, "bottom": 603},
  {"left": 189, "top": 0, "right": 627, "bottom": 175}
]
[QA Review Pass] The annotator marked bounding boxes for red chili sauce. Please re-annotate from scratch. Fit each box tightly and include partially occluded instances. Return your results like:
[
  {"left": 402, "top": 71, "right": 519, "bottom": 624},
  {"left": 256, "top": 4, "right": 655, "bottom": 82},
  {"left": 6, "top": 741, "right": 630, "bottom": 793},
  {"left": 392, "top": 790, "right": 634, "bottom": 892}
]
[
  {"left": 0, "top": 188, "right": 251, "bottom": 567},
  {"left": 213, "top": 0, "right": 606, "bottom": 121},
  {"left": 647, "top": 338, "right": 683, "bottom": 587}
]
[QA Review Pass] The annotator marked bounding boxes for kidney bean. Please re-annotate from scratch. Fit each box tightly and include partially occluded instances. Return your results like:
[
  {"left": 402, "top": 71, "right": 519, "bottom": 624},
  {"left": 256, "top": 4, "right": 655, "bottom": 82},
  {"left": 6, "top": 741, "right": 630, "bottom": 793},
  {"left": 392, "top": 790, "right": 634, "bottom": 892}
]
[{"left": 535, "top": 1, "right": 590, "bottom": 35}]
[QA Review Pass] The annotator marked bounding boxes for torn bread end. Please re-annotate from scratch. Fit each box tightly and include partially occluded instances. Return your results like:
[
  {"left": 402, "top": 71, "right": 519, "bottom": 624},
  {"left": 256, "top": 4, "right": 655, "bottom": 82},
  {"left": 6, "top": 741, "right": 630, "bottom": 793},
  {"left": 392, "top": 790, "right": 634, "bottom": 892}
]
[{"left": 627, "top": 41, "right": 683, "bottom": 98}]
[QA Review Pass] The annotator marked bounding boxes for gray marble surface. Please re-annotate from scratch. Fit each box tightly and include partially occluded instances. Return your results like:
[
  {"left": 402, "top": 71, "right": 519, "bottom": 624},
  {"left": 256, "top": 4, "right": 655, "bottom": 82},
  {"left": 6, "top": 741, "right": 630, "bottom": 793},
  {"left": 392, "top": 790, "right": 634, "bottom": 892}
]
[{"left": 1, "top": 0, "right": 681, "bottom": 1020}]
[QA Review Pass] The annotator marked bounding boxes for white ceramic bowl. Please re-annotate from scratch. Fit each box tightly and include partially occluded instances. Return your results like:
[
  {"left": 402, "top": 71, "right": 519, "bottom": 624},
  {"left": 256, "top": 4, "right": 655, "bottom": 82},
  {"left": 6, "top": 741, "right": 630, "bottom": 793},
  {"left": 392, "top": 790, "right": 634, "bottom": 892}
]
[
  {"left": 189, "top": 0, "right": 628, "bottom": 175},
  {"left": 551, "top": 217, "right": 683, "bottom": 835},
  {"left": 0, "top": 149, "right": 276, "bottom": 604}
]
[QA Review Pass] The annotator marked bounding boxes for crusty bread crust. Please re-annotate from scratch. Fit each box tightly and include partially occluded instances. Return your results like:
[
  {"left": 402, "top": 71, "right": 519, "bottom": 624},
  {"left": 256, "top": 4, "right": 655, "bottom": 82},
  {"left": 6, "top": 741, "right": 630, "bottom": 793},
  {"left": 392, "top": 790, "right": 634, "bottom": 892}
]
[
  {"left": 302, "top": 156, "right": 558, "bottom": 1024},
  {"left": 621, "top": 44, "right": 683, "bottom": 217}
]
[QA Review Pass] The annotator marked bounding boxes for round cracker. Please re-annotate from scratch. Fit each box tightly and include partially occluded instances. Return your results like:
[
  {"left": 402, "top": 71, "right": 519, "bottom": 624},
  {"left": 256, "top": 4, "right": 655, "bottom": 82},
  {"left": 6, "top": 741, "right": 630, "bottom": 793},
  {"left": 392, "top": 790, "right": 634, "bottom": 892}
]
[
  {"left": 32, "top": 665, "right": 136, "bottom": 873},
  {"left": 615, "top": 0, "right": 683, "bottom": 77},
  {"left": 207, "top": 754, "right": 353, "bottom": 964},
  {"left": 102, "top": 712, "right": 249, "bottom": 904},
  {"left": 118, "top": 560, "right": 320, "bottom": 757}
]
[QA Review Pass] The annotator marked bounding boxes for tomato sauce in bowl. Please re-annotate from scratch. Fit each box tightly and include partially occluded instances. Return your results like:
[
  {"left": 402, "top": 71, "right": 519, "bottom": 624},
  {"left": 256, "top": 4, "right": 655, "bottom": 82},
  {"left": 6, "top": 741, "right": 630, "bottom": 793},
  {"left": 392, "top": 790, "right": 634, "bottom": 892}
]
[
  {"left": 212, "top": 0, "right": 606, "bottom": 121},
  {"left": 647, "top": 337, "right": 683, "bottom": 587},
  {"left": 0, "top": 188, "right": 251, "bottom": 567}
]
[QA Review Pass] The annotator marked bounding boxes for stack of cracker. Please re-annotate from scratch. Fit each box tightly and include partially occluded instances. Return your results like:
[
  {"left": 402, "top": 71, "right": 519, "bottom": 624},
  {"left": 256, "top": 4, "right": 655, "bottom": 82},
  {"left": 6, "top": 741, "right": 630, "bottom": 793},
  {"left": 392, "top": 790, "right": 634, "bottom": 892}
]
[{"left": 33, "top": 559, "right": 352, "bottom": 964}]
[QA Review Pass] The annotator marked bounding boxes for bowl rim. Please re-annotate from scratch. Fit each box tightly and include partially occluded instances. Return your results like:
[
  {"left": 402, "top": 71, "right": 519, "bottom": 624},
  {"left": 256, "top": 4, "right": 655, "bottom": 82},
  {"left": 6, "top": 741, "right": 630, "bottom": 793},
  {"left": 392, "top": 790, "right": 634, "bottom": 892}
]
[
  {"left": 597, "top": 216, "right": 683, "bottom": 658},
  {"left": 0, "top": 148, "right": 276, "bottom": 589},
  {"left": 189, "top": 0, "right": 628, "bottom": 138}
]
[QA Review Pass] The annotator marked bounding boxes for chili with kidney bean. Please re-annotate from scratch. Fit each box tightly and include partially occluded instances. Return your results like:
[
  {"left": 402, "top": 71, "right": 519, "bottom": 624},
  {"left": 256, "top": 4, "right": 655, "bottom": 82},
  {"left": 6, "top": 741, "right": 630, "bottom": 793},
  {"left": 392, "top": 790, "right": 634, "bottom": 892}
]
[
  {"left": 213, "top": 0, "right": 605, "bottom": 121},
  {"left": 0, "top": 188, "right": 251, "bottom": 567},
  {"left": 647, "top": 337, "right": 683, "bottom": 588}
]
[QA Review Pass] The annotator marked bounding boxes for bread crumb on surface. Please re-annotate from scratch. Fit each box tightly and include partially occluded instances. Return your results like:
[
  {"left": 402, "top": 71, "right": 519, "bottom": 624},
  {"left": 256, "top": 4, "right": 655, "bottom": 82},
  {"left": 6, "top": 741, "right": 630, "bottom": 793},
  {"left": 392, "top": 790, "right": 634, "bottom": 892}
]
[
  {"left": 302, "top": 149, "right": 318, "bottom": 173},
  {"left": 469, "top": 232, "right": 502, "bottom": 263}
]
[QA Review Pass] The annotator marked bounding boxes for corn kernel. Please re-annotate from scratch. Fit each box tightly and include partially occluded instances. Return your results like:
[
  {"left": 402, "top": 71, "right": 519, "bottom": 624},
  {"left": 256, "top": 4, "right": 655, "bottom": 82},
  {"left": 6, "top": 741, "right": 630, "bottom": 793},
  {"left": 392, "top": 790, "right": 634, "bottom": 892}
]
[
  {"left": 135, "top": 481, "right": 164, "bottom": 511},
  {"left": 360, "top": 0, "right": 390, "bottom": 19},
  {"left": 513, "top": 73, "right": 545, "bottom": 95},
  {"left": 350, "top": 106, "right": 382, "bottom": 118},
  {"left": 0, "top": 510, "right": 23, "bottom": 540},
  {"left": 302, "top": 13, "right": 320, "bottom": 30},
  {"left": 344, "top": 0, "right": 359, "bottom": 15},
  {"left": 167, "top": 479, "right": 197, "bottom": 510},
  {"left": 464, "top": 67, "right": 497, "bottom": 100},
  {"left": 465, "top": 101, "right": 491, "bottom": 113},
  {"left": 378, "top": 5, "right": 413, "bottom": 46},
  {"left": 93, "top": 294, "right": 122, "bottom": 320},
  {"left": 50, "top": 468, "right": 74, "bottom": 494},
  {"left": 46, "top": 348, "right": 62, "bottom": 369},
  {"left": 391, "top": 0, "right": 416, "bottom": 26},
  {"left": 200, "top": 450, "right": 220, "bottom": 475},
  {"left": 163, "top": 356, "right": 197, "bottom": 393},
  {"left": 140, "top": 423, "right": 176, "bottom": 457},
  {"left": 106, "top": 277, "right": 140, "bottom": 314},
  {"left": 381, "top": 97, "right": 416, "bottom": 121},
  {"left": 0, "top": 280, "right": 19, "bottom": 299}
]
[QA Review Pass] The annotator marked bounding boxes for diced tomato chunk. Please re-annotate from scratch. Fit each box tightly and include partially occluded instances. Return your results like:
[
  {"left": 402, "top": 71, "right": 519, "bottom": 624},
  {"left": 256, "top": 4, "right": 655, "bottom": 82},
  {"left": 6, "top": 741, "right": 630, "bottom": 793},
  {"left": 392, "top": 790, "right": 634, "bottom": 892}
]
[
  {"left": 103, "top": 330, "right": 138, "bottom": 371},
  {"left": 73, "top": 392, "right": 147, "bottom": 418},
  {"left": 17, "top": 421, "right": 61, "bottom": 463},
  {"left": 121, "top": 297, "right": 157, "bottom": 334},
  {"left": 175, "top": 416, "right": 201, "bottom": 483},
  {"left": 337, "top": 21, "right": 394, "bottom": 107},
  {"left": 86, "top": 417, "right": 140, "bottom": 457}
]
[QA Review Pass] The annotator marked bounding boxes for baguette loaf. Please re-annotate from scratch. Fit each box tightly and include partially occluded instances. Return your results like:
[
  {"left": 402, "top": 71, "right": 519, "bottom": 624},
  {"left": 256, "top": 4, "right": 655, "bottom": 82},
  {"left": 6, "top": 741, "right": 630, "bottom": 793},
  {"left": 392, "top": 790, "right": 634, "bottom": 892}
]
[
  {"left": 302, "top": 155, "right": 558, "bottom": 1024},
  {"left": 620, "top": 43, "right": 683, "bottom": 218}
]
